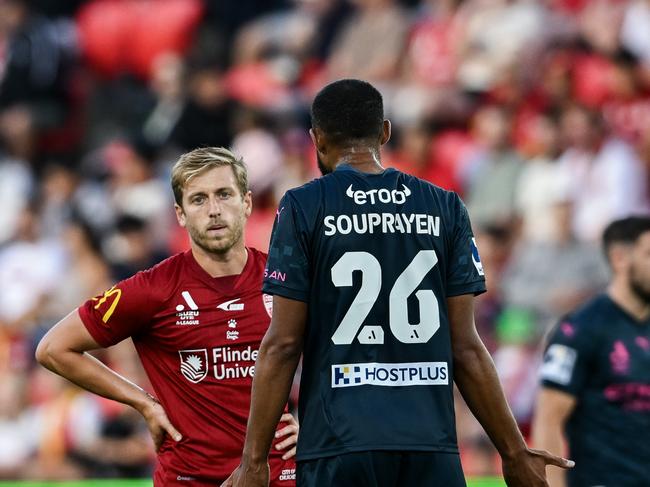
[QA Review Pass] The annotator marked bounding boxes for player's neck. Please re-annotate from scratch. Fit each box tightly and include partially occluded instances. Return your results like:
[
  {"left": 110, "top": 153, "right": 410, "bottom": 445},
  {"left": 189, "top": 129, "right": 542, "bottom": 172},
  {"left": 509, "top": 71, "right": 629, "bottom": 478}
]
[
  {"left": 334, "top": 146, "right": 385, "bottom": 174},
  {"left": 608, "top": 282, "right": 650, "bottom": 322},
  {"left": 191, "top": 242, "right": 249, "bottom": 278}
]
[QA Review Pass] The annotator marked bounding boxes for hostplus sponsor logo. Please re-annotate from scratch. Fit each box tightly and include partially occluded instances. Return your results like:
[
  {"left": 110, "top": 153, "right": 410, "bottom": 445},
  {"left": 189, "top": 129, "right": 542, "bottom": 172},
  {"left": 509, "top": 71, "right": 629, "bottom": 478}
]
[
  {"left": 345, "top": 184, "right": 412, "bottom": 205},
  {"left": 175, "top": 291, "right": 200, "bottom": 325},
  {"left": 331, "top": 362, "right": 448, "bottom": 388}
]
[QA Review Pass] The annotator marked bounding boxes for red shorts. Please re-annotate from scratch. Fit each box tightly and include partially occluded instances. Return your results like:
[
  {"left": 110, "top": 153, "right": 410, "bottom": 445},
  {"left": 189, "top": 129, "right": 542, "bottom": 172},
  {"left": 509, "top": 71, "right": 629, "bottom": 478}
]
[{"left": 154, "top": 457, "right": 296, "bottom": 486}]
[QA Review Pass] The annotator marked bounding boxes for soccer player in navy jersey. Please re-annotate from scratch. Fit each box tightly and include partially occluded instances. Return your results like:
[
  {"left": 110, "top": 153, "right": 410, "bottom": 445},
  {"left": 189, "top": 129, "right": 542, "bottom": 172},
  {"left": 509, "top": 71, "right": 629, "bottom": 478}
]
[
  {"left": 36, "top": 147, "right": 298, "bottom": 486},
  {"left": 225, "top": 79, "right": 573, "bottom": 487},
  {"left": 533, "top": 216, "right": 650, "bottom": 487}
]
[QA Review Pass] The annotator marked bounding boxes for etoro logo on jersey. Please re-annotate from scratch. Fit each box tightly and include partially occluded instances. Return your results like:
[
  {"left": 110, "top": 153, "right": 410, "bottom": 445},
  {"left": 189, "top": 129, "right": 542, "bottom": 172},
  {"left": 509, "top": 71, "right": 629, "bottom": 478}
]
[{"left": 346, "top": 184, "right": 412, "bottom": 205}]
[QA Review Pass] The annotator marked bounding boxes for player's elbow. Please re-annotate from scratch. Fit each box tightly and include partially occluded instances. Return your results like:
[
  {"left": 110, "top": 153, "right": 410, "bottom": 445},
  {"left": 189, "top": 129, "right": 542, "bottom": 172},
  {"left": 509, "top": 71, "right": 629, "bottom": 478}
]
[
  {"left": 35, "top": 333, "right": 65, "bottom": 371},
  {"left": 35, "top": 335, "right": 55, "bottom": 369}
]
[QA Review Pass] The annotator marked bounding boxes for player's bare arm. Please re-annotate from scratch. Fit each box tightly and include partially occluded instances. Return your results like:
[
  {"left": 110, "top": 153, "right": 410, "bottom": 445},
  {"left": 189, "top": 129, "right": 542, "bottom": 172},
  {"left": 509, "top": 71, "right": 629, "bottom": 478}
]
[
  {"left": 447, "top": 294, "right": 574, "bottom": 486},
  {"left": 532, "top": 388, "right": 577, "bottom": 487},
  {"left": 223, "top": 296, "right": 307, "bottom": 487},
  {"left": 35, "top": 309, "right": 182, "bottom": 451}
]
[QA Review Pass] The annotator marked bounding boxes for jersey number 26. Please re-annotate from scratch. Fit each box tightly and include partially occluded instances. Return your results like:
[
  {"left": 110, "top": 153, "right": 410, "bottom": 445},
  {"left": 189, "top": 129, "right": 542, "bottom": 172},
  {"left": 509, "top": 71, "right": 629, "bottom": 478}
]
[{"left": 331, "top": 250, "right": 439, "bottom": 345}]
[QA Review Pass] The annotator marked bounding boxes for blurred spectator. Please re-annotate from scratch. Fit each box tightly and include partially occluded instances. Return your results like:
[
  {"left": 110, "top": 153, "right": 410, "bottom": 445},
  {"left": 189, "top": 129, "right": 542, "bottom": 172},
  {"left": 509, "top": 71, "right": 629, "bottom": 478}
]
[
  {"left": 44, "top": 218, "right": 111, "bottom": 320},
  {"left": 104, "top": 138, "right": 173, "bottom": 244},
  {"left": 170, "top": 64, "right": 237, "bottom": 150},
  {"left": 0, "top": 153, "right": 33, "bottom": 244},
  {"left": 0, "top": 0, "right": 76, "bottom": 161},
  {"left": 0, "top": 203, "right": 65, "bottom": 339},
  {"left": 0, "top": 370, "right": 38, "bottom": 479},
  {"left": 326, "top": 0, "right": 409, "bottom": 83},
  {"left": 556, "top": 104, "right": 649, "bottom": 241},
  {"left": 501, "top": 194, "right": 610, "bottom": 331},
  {"left": 464, "top": 105, "right": 523, "bottom": 229},
  {"left": 106, "top": 214, "right": 168, "bottom": 281},
  {"left": 515, "top": 112, "right": 564, "bottom": 243}
]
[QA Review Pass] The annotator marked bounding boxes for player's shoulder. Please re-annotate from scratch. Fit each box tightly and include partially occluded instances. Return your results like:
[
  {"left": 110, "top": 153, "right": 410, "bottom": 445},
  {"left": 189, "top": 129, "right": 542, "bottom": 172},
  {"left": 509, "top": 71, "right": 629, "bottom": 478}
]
[
  {"left": 567, "top": 293, "right": 613, "bottom": 327},
  {"left": 129, "top": 252, "right": 186, "bottom": 299},
  {"left": 549, "top": 294, "right": 611, "bottom": 344},
  {"left": 247, "top": 247, "right": 268, "bottom": 268}
]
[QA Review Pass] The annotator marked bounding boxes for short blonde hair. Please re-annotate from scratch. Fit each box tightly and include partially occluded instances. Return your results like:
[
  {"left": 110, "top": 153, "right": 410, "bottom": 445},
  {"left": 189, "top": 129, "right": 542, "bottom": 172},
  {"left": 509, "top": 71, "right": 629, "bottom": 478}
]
[{"left": 171, "top": 147, "right": 248, "bottom": 206}]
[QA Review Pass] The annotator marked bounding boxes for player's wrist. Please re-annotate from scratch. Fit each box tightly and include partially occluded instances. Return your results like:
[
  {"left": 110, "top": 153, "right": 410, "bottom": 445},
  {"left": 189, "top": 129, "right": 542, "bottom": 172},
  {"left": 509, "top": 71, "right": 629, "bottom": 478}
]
[
  {"left": 131, "top": 390, "right": 158, "bottom": 415},
  {"left": 241, "top": 451, "right": 269, "bottom": 468},
  {"left": 499, "top": 443, "right": 530, "bottom": 462}
]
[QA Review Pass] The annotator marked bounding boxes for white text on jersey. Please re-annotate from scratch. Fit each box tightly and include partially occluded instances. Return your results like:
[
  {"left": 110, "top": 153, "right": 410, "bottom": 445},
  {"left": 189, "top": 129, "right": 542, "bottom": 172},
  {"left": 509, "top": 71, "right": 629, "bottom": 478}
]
[
  {"left": 346, "top": 184, "right": 412, "bottom": 205},
  {"left": 324, "top": 213, "right": 440, "bottom": 236}
]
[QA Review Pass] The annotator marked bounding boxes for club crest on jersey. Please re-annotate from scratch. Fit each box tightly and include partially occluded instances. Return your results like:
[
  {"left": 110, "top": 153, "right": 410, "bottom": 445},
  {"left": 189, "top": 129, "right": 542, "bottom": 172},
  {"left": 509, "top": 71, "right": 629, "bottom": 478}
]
[
  {"left": 345, "top": 184, "right": 412, "bottom": 205},
  {"left": 263, "top": 294, "right": 273, "bottom": 318},
  {"left": 470, "top": 238, "right": 484, "bottom": 276},
  {"left": 175, "top": 291, "right": 200, "bottom": 325},
  {"left": 179, "top": 349, "right": 208, "bottom": 383}
]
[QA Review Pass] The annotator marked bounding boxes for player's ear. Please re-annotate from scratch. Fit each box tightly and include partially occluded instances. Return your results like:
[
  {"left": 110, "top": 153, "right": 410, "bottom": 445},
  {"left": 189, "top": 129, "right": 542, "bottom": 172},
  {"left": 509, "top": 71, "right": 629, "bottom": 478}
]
[
  {"left": 243, "top": 191, "right": 253, "bottom": 218},
  {"left": 174, "top": 203, "right": 186, "bottom": 228},
  {"left": 608, "top": 244, "right": 630, "bottom": 274},
  {"left": 310, "top": 128, "right": 327, "bottom": 154},
  {"left": 380, "top": 119, "right": 391, "bottom": 146}
]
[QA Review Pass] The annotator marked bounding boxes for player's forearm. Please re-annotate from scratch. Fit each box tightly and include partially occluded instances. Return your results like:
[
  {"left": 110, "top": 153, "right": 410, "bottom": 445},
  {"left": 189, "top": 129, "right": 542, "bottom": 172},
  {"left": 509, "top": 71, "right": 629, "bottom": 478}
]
[
  {"left": 532, "top": 420, "right": 567, "bottom": 487},
  {"left": 241, "top": 336, "right": 302, "bottom": 465},
  {"left": 453, "top": 340, "right": 527, "bottom": 460},
  {"left": 532, "top": 402, "right": 568, "bottom": 487},
  {"left": 36, "top": 345, "right": 153, "bottom": 413}
]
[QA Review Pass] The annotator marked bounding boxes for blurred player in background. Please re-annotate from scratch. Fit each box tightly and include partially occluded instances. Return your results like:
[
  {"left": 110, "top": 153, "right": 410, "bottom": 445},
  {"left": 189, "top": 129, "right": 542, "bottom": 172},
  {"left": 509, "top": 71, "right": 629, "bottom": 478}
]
[
  {"left": 534, "top": 216, "right": 650, "bottom": 487},
  {"left": 36, "top": 147, "right": 298, "bottom": 486},
  {"left": 225, "top": 79, "right": 572, "bottom": 487}
]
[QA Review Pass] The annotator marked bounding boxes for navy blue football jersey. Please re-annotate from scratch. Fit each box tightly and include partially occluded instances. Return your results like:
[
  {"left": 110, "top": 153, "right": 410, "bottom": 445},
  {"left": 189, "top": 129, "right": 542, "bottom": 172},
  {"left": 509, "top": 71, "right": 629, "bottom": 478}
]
[
  {"left": 541, "top": 294, "right": 650, "bottom": 486},
  {"left": 263, "top": 164, "right": 486, "bottom": 461}
]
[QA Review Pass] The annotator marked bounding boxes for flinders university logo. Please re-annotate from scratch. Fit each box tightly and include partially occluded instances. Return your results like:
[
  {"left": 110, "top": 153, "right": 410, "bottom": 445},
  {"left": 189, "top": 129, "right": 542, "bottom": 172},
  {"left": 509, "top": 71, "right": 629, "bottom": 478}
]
[{"left": 179, "top": 349, "right": 208, "bottom": 383}]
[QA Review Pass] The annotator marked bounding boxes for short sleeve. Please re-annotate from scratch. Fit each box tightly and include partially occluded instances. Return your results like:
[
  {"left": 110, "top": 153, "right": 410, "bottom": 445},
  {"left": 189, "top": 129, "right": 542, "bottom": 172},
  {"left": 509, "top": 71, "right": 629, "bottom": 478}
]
[
  {"left": 262, "top": 193, "right": 311, "bottom": 302},
  {"left": 78, "top": 271, "right": 158, "bottom": 347},
  {"left": 446, "top": 195, "right": 487, "bottom": 297},
  {"left": 540, "top": 319, "right": 596, "bottom": 396}
]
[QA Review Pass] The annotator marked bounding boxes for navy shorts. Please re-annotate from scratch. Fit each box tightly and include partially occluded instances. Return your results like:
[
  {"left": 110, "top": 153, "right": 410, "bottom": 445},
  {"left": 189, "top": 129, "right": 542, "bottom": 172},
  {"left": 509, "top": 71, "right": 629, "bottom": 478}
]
[{"left": 297, "top": 450, "right": 466, "bottom": 487}]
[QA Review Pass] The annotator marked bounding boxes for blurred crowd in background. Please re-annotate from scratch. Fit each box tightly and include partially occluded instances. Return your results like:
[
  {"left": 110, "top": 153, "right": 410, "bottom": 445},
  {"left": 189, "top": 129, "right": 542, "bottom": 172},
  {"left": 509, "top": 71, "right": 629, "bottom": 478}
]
[{"left": 1, "top": 0, "right": 649, "bottom": 479}]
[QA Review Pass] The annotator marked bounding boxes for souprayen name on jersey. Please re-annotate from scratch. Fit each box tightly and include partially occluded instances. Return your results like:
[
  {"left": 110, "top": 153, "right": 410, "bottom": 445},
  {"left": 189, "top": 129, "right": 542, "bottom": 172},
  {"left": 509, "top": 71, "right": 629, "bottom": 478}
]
[{"left": 323, "top": 213, "right": 441, "bottom": 236}]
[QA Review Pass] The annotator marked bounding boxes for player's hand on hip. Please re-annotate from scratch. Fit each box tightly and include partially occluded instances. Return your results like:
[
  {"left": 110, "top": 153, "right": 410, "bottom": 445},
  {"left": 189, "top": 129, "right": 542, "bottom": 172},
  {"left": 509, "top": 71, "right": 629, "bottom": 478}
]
[
  {"left": 502, "top": 448, "right": 574, "bottom": 487},
  {"left": 221, "top": 462, "right": 270, "bottom": 487},
  {"left": 274, "top": 413, "right": 299, "bottom": 460},
  {"left": 139, "top": 396, "right": 182, "bottom": 451}
]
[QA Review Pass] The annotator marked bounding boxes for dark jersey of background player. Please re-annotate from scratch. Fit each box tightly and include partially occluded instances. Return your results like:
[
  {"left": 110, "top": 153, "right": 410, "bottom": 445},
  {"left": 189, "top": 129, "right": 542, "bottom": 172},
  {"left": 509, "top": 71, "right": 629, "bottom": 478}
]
[
  {"left": 263, "top": 163, "right": 485, "bottom": 459},
  {"left": 540, "top": 295, "right": 650, "bottom": 486},
  {"left": 534, "top": 216, "right": 650, "bottom": 487},
  {"left": 226, "top": 79, "right": 573, "bottom": 487}
]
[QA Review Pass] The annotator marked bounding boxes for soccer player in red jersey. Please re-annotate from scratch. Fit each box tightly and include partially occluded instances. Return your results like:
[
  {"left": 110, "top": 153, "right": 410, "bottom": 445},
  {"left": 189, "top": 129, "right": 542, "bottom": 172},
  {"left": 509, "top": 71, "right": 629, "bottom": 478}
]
[{"left": 36, "top": 147, "right": 298, "bottom": 486}]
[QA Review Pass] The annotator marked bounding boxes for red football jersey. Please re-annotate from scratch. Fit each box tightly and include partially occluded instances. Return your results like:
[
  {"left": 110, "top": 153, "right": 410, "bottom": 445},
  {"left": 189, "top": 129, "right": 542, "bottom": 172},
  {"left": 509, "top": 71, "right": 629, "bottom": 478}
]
[{"left": 79, "top": 248, "right": 296, "bottom": 486}]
